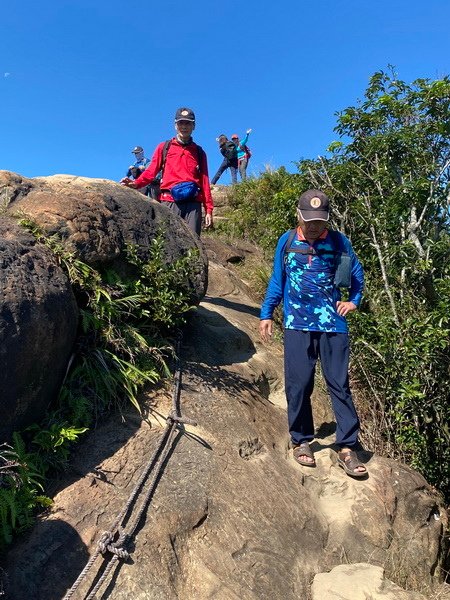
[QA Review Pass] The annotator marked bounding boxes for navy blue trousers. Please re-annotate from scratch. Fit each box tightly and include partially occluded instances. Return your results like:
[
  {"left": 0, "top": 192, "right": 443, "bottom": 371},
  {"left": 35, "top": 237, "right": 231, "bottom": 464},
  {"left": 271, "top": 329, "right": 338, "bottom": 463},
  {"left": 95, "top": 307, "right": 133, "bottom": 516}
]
[{"left": 284, "top": 330, "right": 360, "bottom": 448}]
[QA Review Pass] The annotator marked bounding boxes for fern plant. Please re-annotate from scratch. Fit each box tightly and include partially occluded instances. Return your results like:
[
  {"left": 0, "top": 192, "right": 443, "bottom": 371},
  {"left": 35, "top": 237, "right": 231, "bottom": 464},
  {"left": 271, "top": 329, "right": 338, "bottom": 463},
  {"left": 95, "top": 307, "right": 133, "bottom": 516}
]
[
  {"left": 1, "top": 218, "right": 202, "bottom": 549},
  {"left": 0, "top": 436, "right": 51, "bottom": 548}
]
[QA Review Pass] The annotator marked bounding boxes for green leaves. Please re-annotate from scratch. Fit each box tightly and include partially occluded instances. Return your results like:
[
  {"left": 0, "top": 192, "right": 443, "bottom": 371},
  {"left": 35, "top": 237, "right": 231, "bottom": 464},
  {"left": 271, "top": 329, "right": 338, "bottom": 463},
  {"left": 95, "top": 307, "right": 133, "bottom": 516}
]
[
  {"left": 58, "top": 235, "right": 198, "bottom": 420},
  {"left": 3, "top": 222, "right": 202, "bottom": 550},
  {"left": 323, "top": 67, "right": 450, "bottom": 494},
  {"left": 217, "top": 68, "right": 450, "bottom": 500},
  {"left": 0, "top": 436, "right": 50, "bottom": 548},
  {"left": 218, "top": 167, "right": 303, "bottom": 253}
]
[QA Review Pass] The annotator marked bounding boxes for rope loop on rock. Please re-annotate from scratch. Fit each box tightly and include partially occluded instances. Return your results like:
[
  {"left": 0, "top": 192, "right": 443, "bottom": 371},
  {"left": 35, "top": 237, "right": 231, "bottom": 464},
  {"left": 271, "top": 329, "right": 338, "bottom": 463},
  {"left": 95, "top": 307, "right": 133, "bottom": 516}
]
[
  {"left": 97, "top": 530, "right": 129, "bottom": 560},
  {"left": 167, "top": 411, "right": 198, "bottom": 427},
  {"left": 62, "top": 329, "right": 194, "bottom": 600},
  {"left": 97, "top": 531, "right": 114, "bottom": 554}
]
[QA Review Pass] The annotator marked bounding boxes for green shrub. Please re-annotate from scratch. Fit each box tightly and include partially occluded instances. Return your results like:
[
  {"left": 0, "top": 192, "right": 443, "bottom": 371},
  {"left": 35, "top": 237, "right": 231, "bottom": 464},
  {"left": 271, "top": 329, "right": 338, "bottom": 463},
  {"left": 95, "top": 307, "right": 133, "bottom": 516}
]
[
  {"left": 215, "top": 71, "right": 450, "bottom": 500},
  {"left": 217, "top": 167, "right": 304, "bottom": 253},
  {"left": 0, "top": 436, "right": 51, "bottom": 547}
]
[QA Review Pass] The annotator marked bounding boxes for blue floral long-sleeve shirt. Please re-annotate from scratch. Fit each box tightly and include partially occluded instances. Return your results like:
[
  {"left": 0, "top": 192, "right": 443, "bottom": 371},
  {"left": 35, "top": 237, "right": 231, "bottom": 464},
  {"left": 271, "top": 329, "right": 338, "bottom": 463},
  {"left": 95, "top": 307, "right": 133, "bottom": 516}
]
[{"left": 260, "top": 228, "right": 364, "bottom": 333}]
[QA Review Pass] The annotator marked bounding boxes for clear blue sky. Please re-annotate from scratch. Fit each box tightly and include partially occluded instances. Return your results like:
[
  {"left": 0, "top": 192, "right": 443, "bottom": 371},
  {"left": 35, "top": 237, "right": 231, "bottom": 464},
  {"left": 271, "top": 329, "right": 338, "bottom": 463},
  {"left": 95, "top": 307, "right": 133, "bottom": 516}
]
[{"left": 1, "top": 0, "right": 448, "bottom": 185}]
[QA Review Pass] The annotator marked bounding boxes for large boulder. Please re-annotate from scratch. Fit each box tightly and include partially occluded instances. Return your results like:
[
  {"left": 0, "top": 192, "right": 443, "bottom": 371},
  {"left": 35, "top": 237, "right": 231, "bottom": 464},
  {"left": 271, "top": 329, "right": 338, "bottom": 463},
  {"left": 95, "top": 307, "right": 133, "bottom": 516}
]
[
  {"left": 0, "top": 171, "right": 209, "bottom": 439},
  {"left": 0, "top": 171, "right": 208, "bottom": 302},
  {"left": 0, "top": 217, "right": 78, "bottom": 440}
]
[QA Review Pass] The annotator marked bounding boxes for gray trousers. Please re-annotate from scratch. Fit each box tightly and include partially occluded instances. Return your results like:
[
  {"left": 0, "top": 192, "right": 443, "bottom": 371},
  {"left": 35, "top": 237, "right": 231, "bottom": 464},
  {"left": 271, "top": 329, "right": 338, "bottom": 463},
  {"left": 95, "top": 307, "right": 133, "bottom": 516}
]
[
  {"left": 238, "top": 158, "right": 248, "bottom": 181},
  {"left": 162, "top": 200, "right": 202, "bottom": 236},
  {"left": 211, "top": 158, "right": 238, "bottom": 184}
]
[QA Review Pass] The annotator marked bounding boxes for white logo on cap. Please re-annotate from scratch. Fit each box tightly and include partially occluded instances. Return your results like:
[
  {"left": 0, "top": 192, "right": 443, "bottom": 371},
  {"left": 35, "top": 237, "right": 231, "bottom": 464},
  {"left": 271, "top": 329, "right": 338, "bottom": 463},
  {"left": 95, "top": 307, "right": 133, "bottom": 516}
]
[
  {"left": 310, "top": 197, "right": 322, "bottom": 208},
  {"left": 181, "top": 110, "right": 189, "bottom": 116}
]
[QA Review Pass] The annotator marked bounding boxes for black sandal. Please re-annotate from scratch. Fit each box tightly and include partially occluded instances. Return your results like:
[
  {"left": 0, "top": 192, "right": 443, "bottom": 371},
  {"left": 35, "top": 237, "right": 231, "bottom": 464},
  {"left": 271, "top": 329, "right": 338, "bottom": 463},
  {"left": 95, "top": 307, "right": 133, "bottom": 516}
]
[
  {"left": 337, "top": 449, "right": 367, "bottom": 478},
  {"left": 293, "top": 442, "right": 316, "bottom": 467}
]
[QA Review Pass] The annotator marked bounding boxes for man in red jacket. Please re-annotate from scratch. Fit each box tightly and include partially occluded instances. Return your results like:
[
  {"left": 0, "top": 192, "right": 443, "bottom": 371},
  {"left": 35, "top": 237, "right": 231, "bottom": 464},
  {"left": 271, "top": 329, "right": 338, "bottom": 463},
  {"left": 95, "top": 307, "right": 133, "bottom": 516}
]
[{"left": 120, "top": 107, "right": 213, "bottom": 236}]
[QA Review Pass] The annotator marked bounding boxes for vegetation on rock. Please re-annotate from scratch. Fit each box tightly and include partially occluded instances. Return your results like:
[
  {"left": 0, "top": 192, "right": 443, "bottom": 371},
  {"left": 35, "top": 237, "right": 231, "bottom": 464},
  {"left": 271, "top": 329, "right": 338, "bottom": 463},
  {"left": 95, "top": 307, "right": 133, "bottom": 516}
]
[{"left": 0, "top": 222, "right": 201, "bottom": 549}]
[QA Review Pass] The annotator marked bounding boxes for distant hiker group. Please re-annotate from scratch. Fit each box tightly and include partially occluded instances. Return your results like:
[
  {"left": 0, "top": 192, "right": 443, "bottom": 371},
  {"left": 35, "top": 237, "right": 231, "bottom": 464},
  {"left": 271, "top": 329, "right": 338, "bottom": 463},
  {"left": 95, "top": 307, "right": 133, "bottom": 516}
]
[
  {"left": 121, "top": 107, "right": 213, "bottom": 236},
  {"left": 210, "top": 129, "right": 252, "bottom": 185},
  {"left": 120, "top": 107, "right": 252, "bottom": 236}
]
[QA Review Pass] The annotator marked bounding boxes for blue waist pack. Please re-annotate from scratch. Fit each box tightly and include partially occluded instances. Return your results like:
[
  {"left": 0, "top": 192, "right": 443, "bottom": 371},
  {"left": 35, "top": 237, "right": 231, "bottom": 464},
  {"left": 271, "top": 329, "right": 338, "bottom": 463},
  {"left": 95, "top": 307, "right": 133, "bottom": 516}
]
[{"left": 171, "top": 181, "right": 200, "bottom": 203}]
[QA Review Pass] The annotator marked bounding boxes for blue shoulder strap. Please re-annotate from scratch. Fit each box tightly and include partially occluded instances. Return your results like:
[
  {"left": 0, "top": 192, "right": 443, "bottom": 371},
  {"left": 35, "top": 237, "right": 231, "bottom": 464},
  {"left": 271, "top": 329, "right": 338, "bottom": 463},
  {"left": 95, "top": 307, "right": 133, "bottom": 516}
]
[{"left": 328, "top": 230, "right": 349, "bottom": 255}]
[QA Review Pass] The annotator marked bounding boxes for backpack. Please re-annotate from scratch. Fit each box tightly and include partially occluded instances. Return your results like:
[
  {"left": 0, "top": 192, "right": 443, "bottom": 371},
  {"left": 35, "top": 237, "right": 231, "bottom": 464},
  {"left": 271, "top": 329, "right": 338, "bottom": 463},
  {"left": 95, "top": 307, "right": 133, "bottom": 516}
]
[
  {"left": 153, "top": 139, "right": 205, "bottom": 200},
  {"left": 283, "top": 229, "right": 352, "bottom": 288},
  {"left": 161, "top": 139, "right": 205, "bottom": 176},
  {"left": 239, "top": 143, "right": 251, "bottom": 161},
  {"left": 222, "top": 140, "right": 238, "bottom": 162}
]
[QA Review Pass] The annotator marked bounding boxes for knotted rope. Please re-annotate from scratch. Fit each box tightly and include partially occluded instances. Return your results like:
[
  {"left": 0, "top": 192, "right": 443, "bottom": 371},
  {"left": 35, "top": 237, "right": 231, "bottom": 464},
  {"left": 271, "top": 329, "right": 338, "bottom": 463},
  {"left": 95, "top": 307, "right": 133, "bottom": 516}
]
[{"left": 63, "top": 331, "right": 194, "bottom": 600}]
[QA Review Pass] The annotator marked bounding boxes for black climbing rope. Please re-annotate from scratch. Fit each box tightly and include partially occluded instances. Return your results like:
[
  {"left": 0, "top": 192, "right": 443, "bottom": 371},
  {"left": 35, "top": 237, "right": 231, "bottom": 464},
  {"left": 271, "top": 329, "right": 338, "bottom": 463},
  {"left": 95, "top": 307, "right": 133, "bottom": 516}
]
[{"left": 63, "top": 331, "right": 196, "bottom": 600}]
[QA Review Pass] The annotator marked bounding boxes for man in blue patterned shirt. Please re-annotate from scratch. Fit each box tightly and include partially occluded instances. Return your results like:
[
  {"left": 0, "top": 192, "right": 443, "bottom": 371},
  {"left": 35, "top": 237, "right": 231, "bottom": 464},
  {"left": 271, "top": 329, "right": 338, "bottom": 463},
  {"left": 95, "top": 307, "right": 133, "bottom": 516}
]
[{"left": 260, "top": 189, "right": 367, "bottom": 477}]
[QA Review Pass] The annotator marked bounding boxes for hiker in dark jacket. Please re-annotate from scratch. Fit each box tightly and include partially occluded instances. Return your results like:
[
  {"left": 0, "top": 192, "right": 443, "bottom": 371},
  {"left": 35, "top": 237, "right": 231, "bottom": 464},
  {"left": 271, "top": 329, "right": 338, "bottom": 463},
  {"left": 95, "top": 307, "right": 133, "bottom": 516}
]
[
  {"left": 210, "top": 134, "right": 238, "bottom": 185},
  {"left": 260, "top": 189, "right": 367, "bottom": 478}
]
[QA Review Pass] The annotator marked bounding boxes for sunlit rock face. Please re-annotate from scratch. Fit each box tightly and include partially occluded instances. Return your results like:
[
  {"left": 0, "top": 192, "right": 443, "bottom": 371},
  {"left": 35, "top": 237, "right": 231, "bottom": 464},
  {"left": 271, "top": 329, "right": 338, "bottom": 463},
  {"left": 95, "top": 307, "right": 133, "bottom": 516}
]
[{"left": 0, "top": 171, "right": 208, "bottom": 439}]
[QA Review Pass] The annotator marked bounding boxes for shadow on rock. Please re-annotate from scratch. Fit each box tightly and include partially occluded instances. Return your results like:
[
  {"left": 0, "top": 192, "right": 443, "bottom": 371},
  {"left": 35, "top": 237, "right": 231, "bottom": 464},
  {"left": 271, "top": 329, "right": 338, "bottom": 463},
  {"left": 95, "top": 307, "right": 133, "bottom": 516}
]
[
  {"left": 1, "top": 519, "right": 89, "bottom": 600},
  {"left": 202, "top": 295, "right": 261, "bottom": 318},
  {"left": 183, "top": 362, "right": 258, "bottom": 398},
  {"left": 315, "top": 421, "right": 337, "bottom": 440},
  {"left": 183, "top": 306, "right": 256, "bottom": 366},
  {"left": 46, "top": 408, "right": 143, "bottom": 498}
]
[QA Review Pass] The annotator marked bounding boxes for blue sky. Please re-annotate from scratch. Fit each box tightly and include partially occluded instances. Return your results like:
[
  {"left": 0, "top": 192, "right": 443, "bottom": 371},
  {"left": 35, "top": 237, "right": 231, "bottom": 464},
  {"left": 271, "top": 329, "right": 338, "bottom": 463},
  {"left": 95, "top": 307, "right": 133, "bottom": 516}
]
[{"left": 1, "top": 0, "right": 448, "bottom": 185}]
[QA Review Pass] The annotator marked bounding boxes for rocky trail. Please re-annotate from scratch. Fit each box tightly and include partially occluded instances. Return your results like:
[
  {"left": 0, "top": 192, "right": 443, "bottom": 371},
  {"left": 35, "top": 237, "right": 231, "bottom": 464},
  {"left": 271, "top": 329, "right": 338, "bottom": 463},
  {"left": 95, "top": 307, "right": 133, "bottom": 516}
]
[{"left": 1, "top": 218, "right": 449, "bottom": 600}]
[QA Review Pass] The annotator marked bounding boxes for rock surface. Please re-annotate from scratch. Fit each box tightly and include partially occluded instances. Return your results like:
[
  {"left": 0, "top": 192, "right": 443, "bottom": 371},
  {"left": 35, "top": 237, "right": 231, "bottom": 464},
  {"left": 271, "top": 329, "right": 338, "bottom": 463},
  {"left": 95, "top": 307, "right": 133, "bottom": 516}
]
[
  {"left": 0, "top": 217, "right": 78, "bottom": 440},
  {"left": 2, "top": 237, "right": 448, "bottom": 600},
  {"left": 208, "top": 185, "right": 230, "bottom": 221},
  {"left": 1, "top": 171, "right": 208, "bottom": 301},
  {"left": 0, "top": 171, "right": 209, "bottom": 438},
  {"left": 311, "top": 563, "right": 427, "bottom": 599}
]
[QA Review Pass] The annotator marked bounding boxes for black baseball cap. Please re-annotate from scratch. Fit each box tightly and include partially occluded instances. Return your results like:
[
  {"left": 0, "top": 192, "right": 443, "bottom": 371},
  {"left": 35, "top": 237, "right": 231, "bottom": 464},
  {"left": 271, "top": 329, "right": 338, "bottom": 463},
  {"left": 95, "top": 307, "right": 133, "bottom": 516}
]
[
  {"left": 298, "top": 189, "right": 330, "bottom": 222},
  {"left": 131, "top": 146, "right": 143, "bottom": 153},
  {"left": 175, "top": 107, "right": 195, "bottom": 122}
]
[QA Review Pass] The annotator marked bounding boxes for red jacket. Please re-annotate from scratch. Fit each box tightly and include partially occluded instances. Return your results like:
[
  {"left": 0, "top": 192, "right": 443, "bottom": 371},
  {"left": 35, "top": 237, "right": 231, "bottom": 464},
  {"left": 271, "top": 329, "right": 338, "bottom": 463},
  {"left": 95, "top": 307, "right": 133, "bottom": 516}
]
[{"left": 134, "top": 138, "right": 214, "bottom": 214}]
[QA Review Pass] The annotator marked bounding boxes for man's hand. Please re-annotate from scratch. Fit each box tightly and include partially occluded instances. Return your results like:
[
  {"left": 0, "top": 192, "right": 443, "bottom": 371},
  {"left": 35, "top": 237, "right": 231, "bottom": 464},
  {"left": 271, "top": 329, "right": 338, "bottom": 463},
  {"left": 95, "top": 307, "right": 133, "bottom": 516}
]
[
  {"left": 336, "top": 301, "right": 357, "bottom": 317},
  {"left": 205, "top": 213, "right": 213, "bottom": 228},
  {"left": 246, "top": 128, "right": 252, "bottom": 134},
  {"left": 260, "top": 319, "right": 273, "bottom": 342},
  {"left": 120, "top": 177, "right": 137, "bottom": 188}
]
